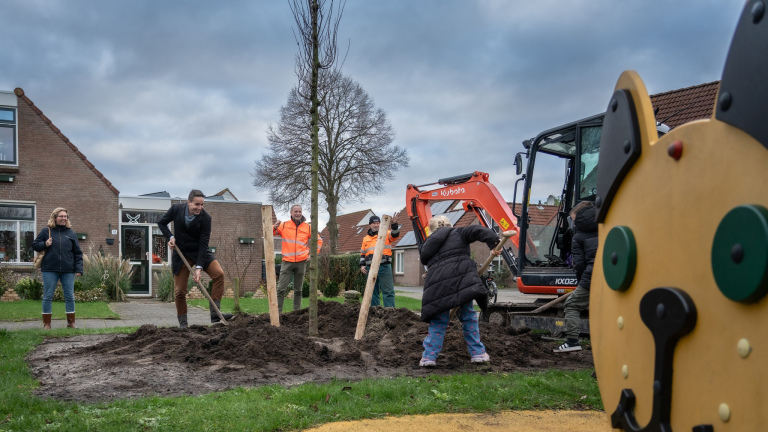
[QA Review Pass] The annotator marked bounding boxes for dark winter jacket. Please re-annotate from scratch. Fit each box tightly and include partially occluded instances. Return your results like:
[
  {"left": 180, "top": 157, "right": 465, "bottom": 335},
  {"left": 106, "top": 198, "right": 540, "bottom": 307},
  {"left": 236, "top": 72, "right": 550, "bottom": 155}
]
[
  {"left": 420, "top": 225, "right": 499, "bottom": 322},
  {"left": 572, "top": 203, "right": 598, "bottom": 290},
  {"left": 157, "top": 203, "right": 215, "bottom": 275},
  {"left": 32, "top": 225, "right": 83, "bottom": 274}
]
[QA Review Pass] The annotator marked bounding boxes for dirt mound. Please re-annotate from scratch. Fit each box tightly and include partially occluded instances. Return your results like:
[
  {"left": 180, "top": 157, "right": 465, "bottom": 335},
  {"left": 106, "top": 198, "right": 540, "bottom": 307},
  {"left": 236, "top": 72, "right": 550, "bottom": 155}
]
[{"left": 27, "top": 301, "right": 592, "bottom": 402}]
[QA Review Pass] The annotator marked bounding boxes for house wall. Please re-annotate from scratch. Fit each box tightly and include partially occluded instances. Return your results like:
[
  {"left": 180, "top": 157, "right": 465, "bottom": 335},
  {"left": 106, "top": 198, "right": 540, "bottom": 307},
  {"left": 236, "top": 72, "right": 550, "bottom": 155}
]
[
  {"left": 394, "top": 247, "right": 423, "bottom": 286},
  {"left": 0, "top": 93, "right": 120, "bottom": 262}
]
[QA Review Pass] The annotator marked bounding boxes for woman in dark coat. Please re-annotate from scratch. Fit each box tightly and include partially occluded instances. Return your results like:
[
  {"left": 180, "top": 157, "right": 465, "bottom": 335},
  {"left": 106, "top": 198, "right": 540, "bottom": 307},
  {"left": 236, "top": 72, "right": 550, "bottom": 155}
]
[
  {"left": 32, "top": 207, "right": 83, "bottom": 329},
  {"left": 419, "top": 215, "right": 500, "bottom": 367}
]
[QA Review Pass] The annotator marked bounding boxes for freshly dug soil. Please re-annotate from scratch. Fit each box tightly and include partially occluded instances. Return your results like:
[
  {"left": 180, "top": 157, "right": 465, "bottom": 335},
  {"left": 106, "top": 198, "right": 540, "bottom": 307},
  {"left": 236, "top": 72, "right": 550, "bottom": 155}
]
[{"left": 27, "top": 301, "right": 593, "bottom": 402}]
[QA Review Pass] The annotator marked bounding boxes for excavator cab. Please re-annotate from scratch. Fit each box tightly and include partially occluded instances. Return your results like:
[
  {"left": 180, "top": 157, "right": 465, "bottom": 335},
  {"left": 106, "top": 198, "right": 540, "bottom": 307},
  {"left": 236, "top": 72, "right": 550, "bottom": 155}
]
[{"left": 512, "top": 113, "right": 605, "bottom": 294}]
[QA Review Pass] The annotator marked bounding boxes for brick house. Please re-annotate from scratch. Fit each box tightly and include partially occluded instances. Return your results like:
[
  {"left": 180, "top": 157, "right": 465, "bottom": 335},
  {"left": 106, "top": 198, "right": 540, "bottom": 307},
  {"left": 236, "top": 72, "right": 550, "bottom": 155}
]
[
  {"left": 0, "top": 88, "right": 268, "bottom": 297},
  {"left": 0, "top": 88, "right": 120, "bottom": 275},
  {"left": 319, "top": 209, "right": 375, "bottom": 255}
]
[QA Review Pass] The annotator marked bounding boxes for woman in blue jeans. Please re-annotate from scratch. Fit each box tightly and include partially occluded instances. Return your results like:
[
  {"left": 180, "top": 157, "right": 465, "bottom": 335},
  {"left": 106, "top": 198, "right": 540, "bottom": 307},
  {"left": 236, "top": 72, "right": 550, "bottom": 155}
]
[
  {"left": 32, "top": 207, "right": 83, "bottom": 329},
  {"left": 419, "top": 215, "right": 500, "bottom": 367}
]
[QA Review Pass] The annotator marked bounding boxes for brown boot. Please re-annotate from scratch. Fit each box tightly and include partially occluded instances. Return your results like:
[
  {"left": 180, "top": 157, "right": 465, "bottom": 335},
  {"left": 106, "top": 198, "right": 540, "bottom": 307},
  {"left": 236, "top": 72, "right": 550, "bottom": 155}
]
[
  {"left": 66, "top": 312, "right": 77, "bottom": 329},
  {"left": 42, "top": 313, "right": 52, "bottom": 330}
]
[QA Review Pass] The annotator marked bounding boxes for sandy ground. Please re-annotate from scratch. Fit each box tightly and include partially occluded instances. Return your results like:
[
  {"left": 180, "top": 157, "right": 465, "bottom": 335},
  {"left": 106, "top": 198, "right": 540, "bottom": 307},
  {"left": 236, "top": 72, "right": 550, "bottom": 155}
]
[{"left": 305, "top": 410, "right": 613, "bottom": 432}]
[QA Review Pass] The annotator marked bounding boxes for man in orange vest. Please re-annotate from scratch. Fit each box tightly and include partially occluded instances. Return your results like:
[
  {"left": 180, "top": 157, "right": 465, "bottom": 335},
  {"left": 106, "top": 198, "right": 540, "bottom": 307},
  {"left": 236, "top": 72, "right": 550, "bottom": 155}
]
[
  {"left": 273, "top": 205, "right": 323, "bottom": 312},
  {"left": 359, "top": 215, "right": 400, "bottom": 307}
]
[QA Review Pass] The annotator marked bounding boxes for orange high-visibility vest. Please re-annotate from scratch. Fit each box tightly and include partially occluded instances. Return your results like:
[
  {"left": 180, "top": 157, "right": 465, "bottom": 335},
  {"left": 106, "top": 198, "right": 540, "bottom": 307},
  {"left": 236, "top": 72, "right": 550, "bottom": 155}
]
[
  {"left": 274, "top": 220, "right": 323, "bottom": 263},
  {"left": 359, "top": 230, "right": 396, "bottom": 266}
]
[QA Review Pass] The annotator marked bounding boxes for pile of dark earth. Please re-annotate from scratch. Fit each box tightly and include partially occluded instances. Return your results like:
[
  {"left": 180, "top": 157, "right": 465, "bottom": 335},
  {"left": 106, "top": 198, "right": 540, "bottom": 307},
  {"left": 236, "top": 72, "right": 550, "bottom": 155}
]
[{"left": 27, "top": 300, "right": 593, "bottom": 402}]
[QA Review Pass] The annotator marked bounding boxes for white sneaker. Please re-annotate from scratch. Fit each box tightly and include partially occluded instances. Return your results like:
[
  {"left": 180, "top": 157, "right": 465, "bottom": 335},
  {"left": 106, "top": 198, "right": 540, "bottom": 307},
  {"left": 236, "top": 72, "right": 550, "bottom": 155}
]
[
  {"left": 419, "top": 358, "right": 436, "bottom": 367},
  {"left": 553, "top": 341, "right": 582, "bottom": 353},
  {"left": 471, "top": 353, "right": 490, "bottom": 363}
]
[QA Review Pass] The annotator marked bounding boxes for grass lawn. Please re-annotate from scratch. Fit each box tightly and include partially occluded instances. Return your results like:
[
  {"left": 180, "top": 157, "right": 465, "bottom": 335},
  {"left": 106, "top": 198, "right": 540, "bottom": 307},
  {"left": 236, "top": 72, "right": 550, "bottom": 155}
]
[
  {"left": 0, "top": 327, "right": 602, "bottom": 431},
  {"left": 188, "top": 294, "right": 424, "bottom": 314},
  {"left": 0, "top": 300, "right": 119, "bottom": 321}
]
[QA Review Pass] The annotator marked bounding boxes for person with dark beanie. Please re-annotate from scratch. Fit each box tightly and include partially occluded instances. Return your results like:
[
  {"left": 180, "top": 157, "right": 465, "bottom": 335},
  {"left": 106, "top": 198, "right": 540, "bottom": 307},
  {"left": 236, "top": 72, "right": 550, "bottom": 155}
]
[{"left": 554, "top": 201, "right": 597, "bottom": 352}]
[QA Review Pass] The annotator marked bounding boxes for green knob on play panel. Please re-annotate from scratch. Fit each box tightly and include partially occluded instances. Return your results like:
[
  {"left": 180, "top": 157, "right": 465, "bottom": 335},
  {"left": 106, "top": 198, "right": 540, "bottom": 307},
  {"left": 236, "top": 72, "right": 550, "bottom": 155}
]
[
  {"left": 603, "top": 226, "right": 637, "bottom": 292},
  {"left": 711, "top": 205, "right": 768, "bottom": 303}
]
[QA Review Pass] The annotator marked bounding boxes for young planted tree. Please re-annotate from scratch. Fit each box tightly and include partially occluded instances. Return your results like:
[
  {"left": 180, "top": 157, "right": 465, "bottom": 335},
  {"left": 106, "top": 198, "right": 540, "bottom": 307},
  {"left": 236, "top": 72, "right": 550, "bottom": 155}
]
[
  {"left": 254, "top": 69, "right": 408, "bottom": 254},
  {"left": 283, "top": 0, "right": 343, "bottom": 336}
]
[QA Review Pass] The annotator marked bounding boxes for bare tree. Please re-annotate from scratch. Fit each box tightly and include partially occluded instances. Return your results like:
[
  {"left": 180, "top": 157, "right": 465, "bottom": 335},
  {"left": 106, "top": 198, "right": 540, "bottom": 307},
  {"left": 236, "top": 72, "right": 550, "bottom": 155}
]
[
  {"left": 282, "top": 0, "right": 343, "bottom": 336},
  {"left": 216, "top": 215, "right": 260, "bottom": 291},
  {"left": 255, "top": 70, "right": 408, "bottom": 254}
]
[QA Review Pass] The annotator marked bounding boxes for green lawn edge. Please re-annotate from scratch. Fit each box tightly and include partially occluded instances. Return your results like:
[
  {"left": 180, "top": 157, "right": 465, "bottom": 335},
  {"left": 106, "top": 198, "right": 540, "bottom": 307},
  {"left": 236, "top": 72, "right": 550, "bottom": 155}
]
[{"left": 0, "top": 327, "right": 602, "bottom": 431}]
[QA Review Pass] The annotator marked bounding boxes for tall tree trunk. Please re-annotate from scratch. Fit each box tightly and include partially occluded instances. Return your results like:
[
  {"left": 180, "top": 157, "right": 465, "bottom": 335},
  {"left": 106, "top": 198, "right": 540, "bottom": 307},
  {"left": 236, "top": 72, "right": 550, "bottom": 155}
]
[
  {"left": 326, "top": 194, "right": 340, "bottom": 255},
  {"left": 308, "top": 0, "right": 320, "bottom": 337}
]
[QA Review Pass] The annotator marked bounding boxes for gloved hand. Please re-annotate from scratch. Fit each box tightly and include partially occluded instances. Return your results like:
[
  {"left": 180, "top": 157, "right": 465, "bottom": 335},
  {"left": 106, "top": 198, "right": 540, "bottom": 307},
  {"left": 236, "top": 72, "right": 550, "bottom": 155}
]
[{"left": 391, "top": 222, "right": 399, "bottom": 231}]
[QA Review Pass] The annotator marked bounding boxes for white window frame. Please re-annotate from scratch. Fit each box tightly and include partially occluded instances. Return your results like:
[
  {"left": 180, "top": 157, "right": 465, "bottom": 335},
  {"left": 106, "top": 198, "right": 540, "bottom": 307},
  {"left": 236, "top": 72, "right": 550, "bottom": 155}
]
[
  {"left": 0, "top": 106, "right": 18, "bottom": 166},
  {"left": 0, "top": 202, "right": 36, "bottom": 264},
  {"left": 394, "top": 250, "right": 404, "bottom": 275}
]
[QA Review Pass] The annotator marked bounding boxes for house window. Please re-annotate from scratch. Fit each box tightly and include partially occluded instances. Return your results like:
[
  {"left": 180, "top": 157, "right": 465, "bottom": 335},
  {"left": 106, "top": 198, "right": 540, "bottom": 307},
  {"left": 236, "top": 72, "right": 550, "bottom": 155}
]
[
  {"left": 0, "top": 108, "right": 17, "bottom": 165},
  {"left": 0, "top": 203, "right": 35, "bottom": 263},
  {"left": 394, "top": 250, "right": 404, "bottom": 275}
]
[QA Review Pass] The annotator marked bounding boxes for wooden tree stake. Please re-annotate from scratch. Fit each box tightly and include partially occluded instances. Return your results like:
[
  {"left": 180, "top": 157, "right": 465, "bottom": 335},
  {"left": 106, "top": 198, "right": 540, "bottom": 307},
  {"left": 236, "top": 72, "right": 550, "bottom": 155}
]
[
  {"left": 354, "top": 214, "right": 391, "bottom": 340},
  {"left": 233, "top": 277, "right": 241, "bottom": 313},
  {"left": 261, "top": 206, "right": 280, "bottom": 326}
]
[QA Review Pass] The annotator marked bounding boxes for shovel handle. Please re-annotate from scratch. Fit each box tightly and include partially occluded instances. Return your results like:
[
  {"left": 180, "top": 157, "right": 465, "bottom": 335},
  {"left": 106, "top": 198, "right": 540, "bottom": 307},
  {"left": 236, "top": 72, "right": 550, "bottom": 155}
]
[
  {"left": 477, "top": 230, "right": 516, "bottom": 276},
  {"left": 450, "top": 230, "right": 517, "bottom": 322},
  {"left": 173, "top": 245, "right": 228, "bottom": 325}
]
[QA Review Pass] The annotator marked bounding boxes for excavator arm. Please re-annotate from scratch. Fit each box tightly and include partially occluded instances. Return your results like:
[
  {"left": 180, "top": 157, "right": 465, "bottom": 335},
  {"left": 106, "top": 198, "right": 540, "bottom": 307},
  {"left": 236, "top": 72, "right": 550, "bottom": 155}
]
[{"left": 406, "top": 171, "right": 538, "bottom": 277}]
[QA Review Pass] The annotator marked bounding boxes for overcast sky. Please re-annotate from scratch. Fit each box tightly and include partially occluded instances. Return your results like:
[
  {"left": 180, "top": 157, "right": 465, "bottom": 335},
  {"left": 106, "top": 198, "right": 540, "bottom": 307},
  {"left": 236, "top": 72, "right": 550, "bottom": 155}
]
[{"left": 2, "top": 1, "right": 743, "bottom": 226}]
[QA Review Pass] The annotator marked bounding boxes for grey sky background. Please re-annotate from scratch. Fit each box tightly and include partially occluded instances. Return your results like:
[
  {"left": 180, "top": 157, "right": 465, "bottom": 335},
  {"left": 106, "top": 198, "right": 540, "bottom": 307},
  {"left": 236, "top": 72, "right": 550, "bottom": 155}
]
[{"left": 2, "top": 1, "right": 742, "bottom": 227}]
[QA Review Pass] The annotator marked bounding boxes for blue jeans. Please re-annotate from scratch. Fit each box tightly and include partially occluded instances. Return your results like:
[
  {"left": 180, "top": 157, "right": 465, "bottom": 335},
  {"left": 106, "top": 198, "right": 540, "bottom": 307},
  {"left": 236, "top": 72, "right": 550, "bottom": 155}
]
[
  {"left": 42, "top": 272, "right": 75, "bottom": 314},
  {"left": 368, "top": 263, "right": 395, "bottom": 307},
  {"left": 422, "top": 301, "right": 485, "bottom": 361}
]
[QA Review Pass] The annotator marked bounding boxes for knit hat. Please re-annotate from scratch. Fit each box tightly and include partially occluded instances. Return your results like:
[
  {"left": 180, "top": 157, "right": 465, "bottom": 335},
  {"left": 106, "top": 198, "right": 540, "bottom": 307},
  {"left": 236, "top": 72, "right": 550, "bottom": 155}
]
[
  {"left": 369, "top": 215, "right": 381, "bottom": 224},
  {"left": 428, "top": 215, "right": 452, "bottom": 233}
]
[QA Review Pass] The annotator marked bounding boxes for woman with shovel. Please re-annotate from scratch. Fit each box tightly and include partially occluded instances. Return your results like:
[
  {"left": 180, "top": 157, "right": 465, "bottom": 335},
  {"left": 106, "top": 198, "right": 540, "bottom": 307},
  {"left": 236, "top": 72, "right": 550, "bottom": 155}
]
[{"left": 419, "top": 215, "right": 500, "bottom": 367}]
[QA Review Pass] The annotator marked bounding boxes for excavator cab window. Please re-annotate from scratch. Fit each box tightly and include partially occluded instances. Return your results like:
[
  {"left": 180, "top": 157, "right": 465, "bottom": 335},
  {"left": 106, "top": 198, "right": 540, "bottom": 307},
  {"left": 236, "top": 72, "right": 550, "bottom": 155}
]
[{"left": 578, "top": 125, "right": 602, "bottom": 201}]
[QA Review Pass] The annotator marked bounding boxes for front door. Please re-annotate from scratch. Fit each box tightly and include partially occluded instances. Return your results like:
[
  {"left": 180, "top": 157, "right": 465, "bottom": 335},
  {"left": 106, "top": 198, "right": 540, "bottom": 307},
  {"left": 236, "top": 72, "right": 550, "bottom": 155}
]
[{"left": 122, "top": 225, "right": 149, "bottom": 294}]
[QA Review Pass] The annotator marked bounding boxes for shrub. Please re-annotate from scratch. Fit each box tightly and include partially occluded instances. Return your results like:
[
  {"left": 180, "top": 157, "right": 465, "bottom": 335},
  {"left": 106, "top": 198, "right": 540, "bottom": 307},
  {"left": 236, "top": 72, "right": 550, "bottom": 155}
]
[
  {"left": 323, "top": 280, "right": 340, "bottom": 298},
  {"left": 495, "top": 259, "right": 512, "bottom": 288},
  {"left": 302, "top": 279, "right": 310, "bottom": 298},
  {"left": 154, "top": 264, "right": 174, "bottom": 302},
  {"left": 15, "top": 277, "right": 43, "bottom": 300},
  {"left": 73, "top": 279, "right": 84, "bottom": 292},
  {"left": 318, "top": 253, "right": 368, "bottom": 294},
  {"left": 82, "top": 252, "right": 132, "bottom": 301},
  {"left": 53, "top": 285, "right": 107, "bottom": 302}
]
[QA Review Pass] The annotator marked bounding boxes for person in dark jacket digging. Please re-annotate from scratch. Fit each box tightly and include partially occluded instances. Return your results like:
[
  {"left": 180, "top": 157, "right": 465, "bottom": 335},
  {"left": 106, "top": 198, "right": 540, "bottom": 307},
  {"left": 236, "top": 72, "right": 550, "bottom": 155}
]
[
  {"left": 554, "top": 201, "right": 598, "bottom": 353},
  {"left": 157, "top": 189, "right": 233, "bottom": 328},
  {"left": 419, "top": 215, "right": 501, "bottom": 367}
]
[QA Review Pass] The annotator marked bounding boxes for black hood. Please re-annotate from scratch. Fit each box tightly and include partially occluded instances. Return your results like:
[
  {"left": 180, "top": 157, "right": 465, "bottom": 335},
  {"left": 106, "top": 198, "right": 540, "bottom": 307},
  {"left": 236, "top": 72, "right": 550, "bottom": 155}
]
[{"left": 574, "top": 204, "right": 597, "bottom": 233}]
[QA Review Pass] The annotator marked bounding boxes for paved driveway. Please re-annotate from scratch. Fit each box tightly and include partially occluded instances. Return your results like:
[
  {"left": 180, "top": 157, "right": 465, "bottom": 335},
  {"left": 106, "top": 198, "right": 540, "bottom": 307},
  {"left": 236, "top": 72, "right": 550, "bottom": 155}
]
[{"left": 0, "top": 299, "right": 211, "bottom": 331}]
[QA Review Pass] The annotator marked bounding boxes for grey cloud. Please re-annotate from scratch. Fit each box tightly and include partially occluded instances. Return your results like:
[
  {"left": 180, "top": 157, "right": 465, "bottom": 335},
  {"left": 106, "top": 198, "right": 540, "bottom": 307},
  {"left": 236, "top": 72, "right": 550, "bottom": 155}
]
[{"left": 0, "top": 0, "right": 743, "bottom": 224}]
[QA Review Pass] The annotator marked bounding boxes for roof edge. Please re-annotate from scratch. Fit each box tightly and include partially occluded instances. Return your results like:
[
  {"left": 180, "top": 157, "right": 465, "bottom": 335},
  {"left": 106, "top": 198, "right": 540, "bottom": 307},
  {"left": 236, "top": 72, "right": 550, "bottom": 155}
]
[{"left": 14, "top": 87, "right": 120, "bottom": 195}]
